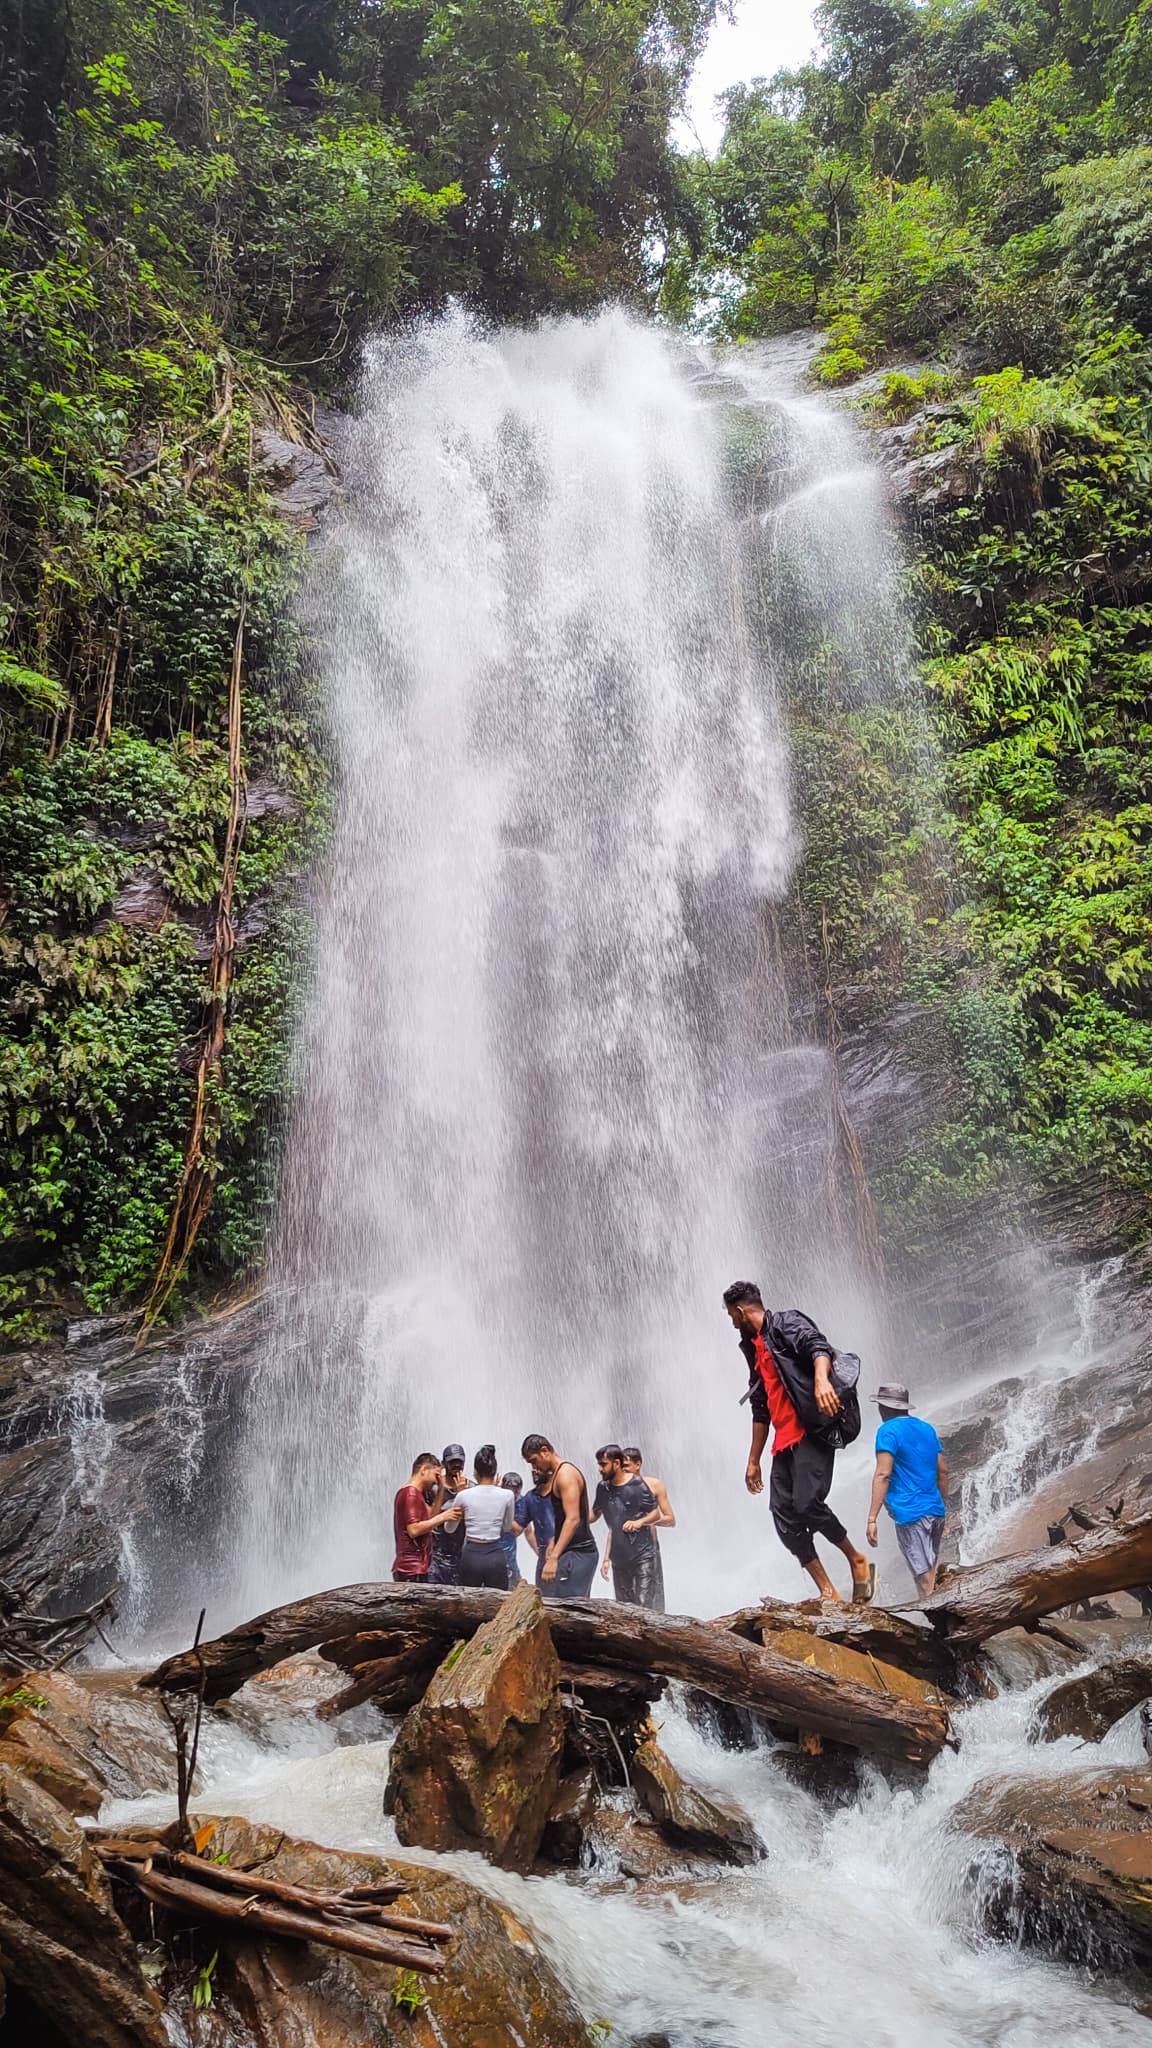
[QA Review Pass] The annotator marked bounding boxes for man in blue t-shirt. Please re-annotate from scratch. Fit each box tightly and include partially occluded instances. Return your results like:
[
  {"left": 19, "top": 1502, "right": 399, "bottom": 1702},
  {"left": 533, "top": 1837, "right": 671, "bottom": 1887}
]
[{"left": 865, "top": 1383, "right": 949, "bottom": 1596}]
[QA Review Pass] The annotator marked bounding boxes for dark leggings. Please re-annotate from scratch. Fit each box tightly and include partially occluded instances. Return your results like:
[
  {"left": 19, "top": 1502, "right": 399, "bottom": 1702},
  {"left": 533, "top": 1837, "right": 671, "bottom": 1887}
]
[
  {"left": 612, "top": 1543, "right": 665, "bottom": 1611},
  {"left": 460, "top": 1541, "right": 509, "bottom": 1591},
  {"left": 769, "top": 1438, "right": 847, "bottom": 1568}
]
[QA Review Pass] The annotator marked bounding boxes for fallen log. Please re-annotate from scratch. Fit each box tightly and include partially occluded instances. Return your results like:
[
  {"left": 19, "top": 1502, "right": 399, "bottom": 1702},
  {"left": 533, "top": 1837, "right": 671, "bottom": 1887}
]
[
  {"left": 713, "top": 1600, "right": 964, "bottom": 1691},
  {"left": 143, "top": 1587, "right": 951, "bottom": 1765},
  {"left": 918, "top": 1506, "right": 1152, "bottom": 1645}
]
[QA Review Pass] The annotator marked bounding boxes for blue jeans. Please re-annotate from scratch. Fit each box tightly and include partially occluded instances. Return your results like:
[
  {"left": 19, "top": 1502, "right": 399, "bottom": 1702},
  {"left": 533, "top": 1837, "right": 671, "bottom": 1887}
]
[{"left": 429, "top": 1553, "right": 461, "bottom": 1585}]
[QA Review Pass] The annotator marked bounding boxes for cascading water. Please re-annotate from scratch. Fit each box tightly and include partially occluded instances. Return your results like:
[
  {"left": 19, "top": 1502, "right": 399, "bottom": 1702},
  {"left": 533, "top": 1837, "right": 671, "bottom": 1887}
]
[
  {"left": 105, "top": 312, "right": 1152, "bottom": 2046},
  {"left": 236, "top": 311, "right": 906, "bottom": 1617}
]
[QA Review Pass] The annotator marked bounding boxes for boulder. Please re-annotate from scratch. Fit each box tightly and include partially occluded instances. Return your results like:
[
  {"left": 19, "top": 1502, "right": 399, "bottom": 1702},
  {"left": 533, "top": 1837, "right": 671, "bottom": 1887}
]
[
  {"left": 977, "top": 1627, "right": 1082, "bottom": 1691},
  {"left": 956, "top": 1763, "right": 1152, "bottom": 1974},
  {"left": 384, "top": 1580, "right": 564, "bottom": 1869},
  {"left": 0, "top": 1670, "right": 176, "bottom": 1816},
  {"left": 0, "top": 1760, "right": 165, "bottom": 2046},
  {"left": 583, "top": 1802, "right": 706, "bottom": 1882},
  {"left": 540, "top": 1766, "right": 598, "bottom": 1866},
  {"left": 631, "top": 1736, "right": 764, "bottom": 1867},
  {"left": 1034, "top": 1655, "right": 1152, "bottom": 1743},
  {"left": 168, "top": 1813, "right": 591, "bottom": 2048}
]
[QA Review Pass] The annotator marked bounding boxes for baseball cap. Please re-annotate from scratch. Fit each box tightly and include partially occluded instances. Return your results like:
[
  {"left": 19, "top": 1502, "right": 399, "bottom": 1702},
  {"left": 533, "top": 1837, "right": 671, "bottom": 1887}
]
[{"left": 442, "top": 1442, "right": 466, "bottom": 1465}]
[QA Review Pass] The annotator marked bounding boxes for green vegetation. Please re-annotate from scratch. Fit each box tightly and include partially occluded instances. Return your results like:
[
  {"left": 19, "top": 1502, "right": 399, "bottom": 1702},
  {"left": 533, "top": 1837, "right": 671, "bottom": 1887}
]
[
  {"left": 391, "top": 1968, "right": 428, "bottom": 2015},
  {"left": 0, "top": 0, "right": 716, "bottom": 1336},
  {"left": 673, "top": 0, "right": 1152, "bottom": 1244}
]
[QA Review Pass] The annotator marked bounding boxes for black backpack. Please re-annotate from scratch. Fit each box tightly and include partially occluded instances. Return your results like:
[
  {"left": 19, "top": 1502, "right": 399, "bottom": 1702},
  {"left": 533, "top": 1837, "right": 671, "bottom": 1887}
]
[{"left": 772, "top": 1344, "right": 862, "bottom": 1451}]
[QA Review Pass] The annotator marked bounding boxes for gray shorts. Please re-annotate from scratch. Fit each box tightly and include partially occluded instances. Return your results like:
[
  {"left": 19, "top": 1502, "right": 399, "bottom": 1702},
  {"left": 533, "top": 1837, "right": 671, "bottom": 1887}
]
[{"left": 895, "top": 1515, "right": 945, "bottom": 1578}]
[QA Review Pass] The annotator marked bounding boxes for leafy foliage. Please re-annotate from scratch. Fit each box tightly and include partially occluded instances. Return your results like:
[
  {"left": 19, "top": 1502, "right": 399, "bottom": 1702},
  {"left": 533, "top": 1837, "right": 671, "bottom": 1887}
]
[
  {"left": 674, "top": 0, "right": 1152, "bottom": 1244},
  {"left": 0, "top": 0, "right": 714, "bottom": 1334}
]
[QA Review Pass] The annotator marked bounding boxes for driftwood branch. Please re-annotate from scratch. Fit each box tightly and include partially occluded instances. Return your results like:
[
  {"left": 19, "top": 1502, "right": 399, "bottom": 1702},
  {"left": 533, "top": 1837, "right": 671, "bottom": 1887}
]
[
  {"left": 918, "top": 1506, "right": 1152, "bottom": 1644},
  {"left": 97, "top": 1837, "right": 450, "bottom": 1974},
  {"left": 143, "top": 1586, "right": 951, "bottom": 1765}
]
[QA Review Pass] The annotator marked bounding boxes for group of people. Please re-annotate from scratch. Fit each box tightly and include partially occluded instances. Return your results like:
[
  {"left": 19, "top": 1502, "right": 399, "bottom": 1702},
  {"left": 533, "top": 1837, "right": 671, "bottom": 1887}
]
[
  {"left": 391, "top": 1435, "right": 676, "bottom": 1608},
  {"left": 389, "top": 1281, "right": 949, "bottom": 1612}
]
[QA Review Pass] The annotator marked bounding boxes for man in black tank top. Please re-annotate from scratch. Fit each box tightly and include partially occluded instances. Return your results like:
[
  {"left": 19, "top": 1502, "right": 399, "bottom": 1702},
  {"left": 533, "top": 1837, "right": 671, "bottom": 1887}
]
[{"left": 520, "top": 1434, "right": 599, "bottom": 1599}]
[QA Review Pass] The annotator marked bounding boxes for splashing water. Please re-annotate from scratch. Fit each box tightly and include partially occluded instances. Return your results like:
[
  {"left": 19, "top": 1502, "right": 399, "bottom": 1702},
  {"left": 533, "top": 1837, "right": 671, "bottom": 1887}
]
[
  {"left": 234, "top": 313, "right": 919, "bottom": 1619},
  {"left": 102, "top": 1675, "right": 1152, "bottom": 2046}
]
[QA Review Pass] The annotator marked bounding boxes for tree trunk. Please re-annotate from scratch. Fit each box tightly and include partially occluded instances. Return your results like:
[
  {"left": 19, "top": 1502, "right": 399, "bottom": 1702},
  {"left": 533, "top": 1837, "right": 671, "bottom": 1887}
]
[
  {"left": 143, "top": 1587, "right": 951, "bottom": 1765},
  {"left": 919, "top": 1508, "right": 1152, "bottom": 1645}
]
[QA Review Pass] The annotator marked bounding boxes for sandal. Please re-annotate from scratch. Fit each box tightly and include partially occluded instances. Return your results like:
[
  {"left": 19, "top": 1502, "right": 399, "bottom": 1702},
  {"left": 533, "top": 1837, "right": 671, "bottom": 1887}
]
[{"left": 851, "top": 1562, "right": 877, "bottom": 1605}]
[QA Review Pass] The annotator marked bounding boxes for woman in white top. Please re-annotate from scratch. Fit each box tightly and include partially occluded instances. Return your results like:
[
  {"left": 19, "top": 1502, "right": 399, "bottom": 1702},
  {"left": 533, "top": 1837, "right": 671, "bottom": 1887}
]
[{"left": 428, "top": 1445, "right": 515, "bottom": 1589}]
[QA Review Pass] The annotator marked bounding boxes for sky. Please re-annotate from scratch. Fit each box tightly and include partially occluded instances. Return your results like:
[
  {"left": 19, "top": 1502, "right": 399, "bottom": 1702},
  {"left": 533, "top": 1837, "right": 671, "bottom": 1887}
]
[{"left": 679, "top": 0, "right": 822, "bottom": 153}]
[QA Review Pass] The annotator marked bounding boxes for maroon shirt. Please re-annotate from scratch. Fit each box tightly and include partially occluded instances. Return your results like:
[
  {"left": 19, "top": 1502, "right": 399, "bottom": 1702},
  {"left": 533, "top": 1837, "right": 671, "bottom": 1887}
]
[{"left": 393, "top": 1482, "right": 432, "bottom": 1579}]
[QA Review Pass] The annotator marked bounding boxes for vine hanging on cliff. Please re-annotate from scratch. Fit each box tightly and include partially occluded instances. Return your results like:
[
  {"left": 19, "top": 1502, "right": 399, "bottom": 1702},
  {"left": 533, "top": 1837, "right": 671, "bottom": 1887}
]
[{"left": 140, "top": 606, "right": 247, "bottom": 1329}]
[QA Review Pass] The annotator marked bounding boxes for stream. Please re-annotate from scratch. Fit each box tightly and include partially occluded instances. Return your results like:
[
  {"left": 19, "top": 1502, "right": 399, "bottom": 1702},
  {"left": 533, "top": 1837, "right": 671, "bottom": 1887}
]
[{"left": 103, "top": 1667, "right": 1151, "bottom": 2046}]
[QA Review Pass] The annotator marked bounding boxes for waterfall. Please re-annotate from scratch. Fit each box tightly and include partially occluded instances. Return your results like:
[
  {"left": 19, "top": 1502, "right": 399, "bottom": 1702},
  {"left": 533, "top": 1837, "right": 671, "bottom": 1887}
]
[{"left": 236, "top": 312, "right": 912, "bottom": 1617}]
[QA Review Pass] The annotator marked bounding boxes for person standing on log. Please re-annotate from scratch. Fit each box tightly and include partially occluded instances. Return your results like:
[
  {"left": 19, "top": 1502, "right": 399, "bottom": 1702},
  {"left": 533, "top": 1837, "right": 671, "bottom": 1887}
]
[
  {"left": 428, "top": 1444, "right": 468, "bottom": 1585},
  {"left": 518, "top": 1434, "right": 599, "bottom": 1598},
  {"left": 593, "top": 1444, "right": 665, "bottom": 1609},
  {"left": 866, "top": 1384, "right": 948, "bottom": 1597},
  {"left": 426, "top": 1444, "right": 516, "bottom": 1590},
  {"left": 723, "top": 1280, "right": 874, "bottom": 1604},
  {"left": 391, "top": 1452, "right": 444, "bottom": 1582}
]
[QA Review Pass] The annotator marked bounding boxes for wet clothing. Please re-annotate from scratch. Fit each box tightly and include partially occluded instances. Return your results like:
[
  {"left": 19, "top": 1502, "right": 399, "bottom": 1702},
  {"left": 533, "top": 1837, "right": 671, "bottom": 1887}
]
[
  {"left": 546, "top": 1545, "right": 599, "bottom": 1599},
  {"left": 769, "top": 1437, "right": 847, "bottom": 1569},
  {"left": 451, "top": 1485, "right": 514, "bottom": 1591},
  {"left": 461, "top": 1539, "right": 510, "bottom": 1590},
  {"left": 515, "top": 1463, "right": 598, "bottom": 1598},
  {"left": 895, "top": 1515, "right": 945, "bottom": 1580},
  {"left": 593, "top": 1475, "right": 665, "bottom": 1611},
  {"left": 502, "top": 1526, "right": 522, "bottom": 1587},
  {"left": 392, "top": 1482, "right": 432, "bottom": 1580},
  {"left": 452, "top": 1485, "right": 516, "bottom": 1543},
  {"left": 429, "top": 1479, "right": 467, "bottom": 1584},
  {"left": 875, "top": 1416, "right": 946, "bottom": 1524},
  {"left": 514, "top": 1484, "right": 556, "bottom": 1568}
]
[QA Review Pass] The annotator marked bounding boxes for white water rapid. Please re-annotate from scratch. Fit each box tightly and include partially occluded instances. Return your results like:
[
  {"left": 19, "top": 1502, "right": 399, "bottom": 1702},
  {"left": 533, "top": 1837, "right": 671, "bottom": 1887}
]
[
  {"left": 106, "top": 1675, "right": 1152, "bottom": 2045},
  {"left": 236, "top": 312, "right": 910, "bottom": 1617}
]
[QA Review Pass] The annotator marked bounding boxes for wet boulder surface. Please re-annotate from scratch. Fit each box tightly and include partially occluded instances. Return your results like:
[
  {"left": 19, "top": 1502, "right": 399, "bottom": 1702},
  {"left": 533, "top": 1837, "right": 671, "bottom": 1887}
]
[
  {"left": 957, "top": 1763, "right": 1152, "bottom": 1976},
  {"left": 163, "top": 1815, "right": 593, "bottom": 2048},
  {"left": 385, "top": 1581, "right": 565, "bottom": 1869},
  {"left": 0, "top": 1300, "right": 262, "bottom": 1614},
  {"left": 0, "top": 1759, "right": 166, "bottom": 2048},
  {"left": 0, "top": 1670, "right": 176, "bottom": 1816},
  {"left": 631, "top": 1736, "right": 764, "bottom": 1867},
  {"left": 1034, "top": 1650, "right": 1152, "bottom": 1744}
]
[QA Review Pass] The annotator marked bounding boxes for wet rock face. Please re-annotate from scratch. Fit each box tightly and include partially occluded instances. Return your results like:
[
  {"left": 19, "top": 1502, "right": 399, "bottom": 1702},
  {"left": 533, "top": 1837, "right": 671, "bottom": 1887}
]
[
  {"left": 957, "top": 1763, "right": 1152, "bottom": 1976},
  {"left": 631, "top": 1737, "right": 764, "bottom": 1867},
  {"left": 184, "top": 1814, "right": 592, "bottom": 2048},
  {"left": 0, "top": 1299, "right": 262, "bottom": 1616},
  {"left": 0, "top": 1760, "right": 165, "bottom": 2047},
  {"left": 1034, "top": 1650, "right": 1152, "bottom": 1744},
  {"left": 0, "top": 1670, "right": 176, "bottom": 1817},
  {"left": 385, "top": 1580, "right": 564, "bottom": 1869}
]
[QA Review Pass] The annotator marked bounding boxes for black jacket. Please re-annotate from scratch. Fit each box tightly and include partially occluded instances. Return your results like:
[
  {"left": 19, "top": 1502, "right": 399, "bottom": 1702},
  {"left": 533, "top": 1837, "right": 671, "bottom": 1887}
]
[{"left": 741, "top": 1309, "right": 859, "bottom": 1450}]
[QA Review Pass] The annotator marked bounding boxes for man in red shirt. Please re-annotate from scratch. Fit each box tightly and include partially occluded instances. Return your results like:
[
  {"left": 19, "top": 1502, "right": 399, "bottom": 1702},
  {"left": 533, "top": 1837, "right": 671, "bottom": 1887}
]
[
  {"left": 392, "top": 1452, "right": 443, "bottom": 1581},
  {"left": 723, "top": 1280, "right": 873, "bottom": 1603}
]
